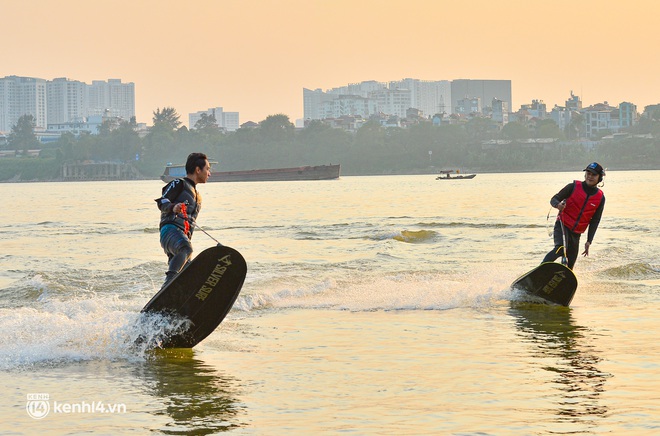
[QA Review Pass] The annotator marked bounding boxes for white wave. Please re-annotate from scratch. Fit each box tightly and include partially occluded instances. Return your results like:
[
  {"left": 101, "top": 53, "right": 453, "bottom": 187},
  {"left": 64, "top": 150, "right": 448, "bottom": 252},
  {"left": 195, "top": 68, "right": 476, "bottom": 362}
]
[
  {"left": 234, "top": 267, "right": 518, "bottom": 313},
  {"left": 0, "top": 295, "right": 192, "bottom": 370}
]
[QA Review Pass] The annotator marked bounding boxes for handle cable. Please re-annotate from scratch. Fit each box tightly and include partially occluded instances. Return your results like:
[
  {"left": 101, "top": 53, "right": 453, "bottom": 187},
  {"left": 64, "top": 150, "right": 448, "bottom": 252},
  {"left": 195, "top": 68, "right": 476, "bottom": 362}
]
[{"left": 177, "top": 203, "right": 223, "bottom": 246}]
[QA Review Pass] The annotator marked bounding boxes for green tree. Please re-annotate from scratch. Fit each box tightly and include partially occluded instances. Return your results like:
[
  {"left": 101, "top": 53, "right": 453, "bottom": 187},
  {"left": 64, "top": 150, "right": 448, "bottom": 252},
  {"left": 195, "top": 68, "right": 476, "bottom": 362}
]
[
  {"left": 8, "top": 114, "right": 40, "bottom": 152},
  {"left": 55, "top": 132, "right": 77, "bottom": 162},
  {"left": 535, "top": 119, "right": 564, "bottom": 139},
  {"left": 193, "top": 112, "right": 219, "bottom": 132},
  {"left": 501, "top": 121, "right": 529, "bottom": 140},
  {"left": 98, "top": 117, "right": 120, "bottom": 136},
  {"left": 152, "top": 107, "right": 182, "bottom": 133},
  {"left": 355, "top": 119, "right": 385, "bottom": 147},
  {"left": 114, "top": 118, "right": 140, "bottom": 162},
  {"left": 258, "top": 114, "right": 295, "bottom": 141},
  {"left": 465, "top": 116, "right": 497, "bottom": 141}
]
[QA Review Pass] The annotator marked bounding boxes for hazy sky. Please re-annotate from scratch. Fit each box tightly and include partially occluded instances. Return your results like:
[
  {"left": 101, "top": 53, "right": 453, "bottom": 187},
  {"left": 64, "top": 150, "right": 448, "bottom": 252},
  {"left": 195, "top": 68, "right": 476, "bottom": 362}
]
[{"left": 3, "top": 0, "right": 659, "bottom": 126}]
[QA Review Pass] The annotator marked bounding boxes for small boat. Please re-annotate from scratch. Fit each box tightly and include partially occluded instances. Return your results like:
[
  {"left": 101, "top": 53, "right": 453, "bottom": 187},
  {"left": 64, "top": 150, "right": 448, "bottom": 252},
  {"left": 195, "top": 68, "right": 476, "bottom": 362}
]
[
  {"left": 161, "top": 163, "right": 341, "bottom": 183},
  {"left": 435, "top": 170, "right": 476, "bottom": 180}
]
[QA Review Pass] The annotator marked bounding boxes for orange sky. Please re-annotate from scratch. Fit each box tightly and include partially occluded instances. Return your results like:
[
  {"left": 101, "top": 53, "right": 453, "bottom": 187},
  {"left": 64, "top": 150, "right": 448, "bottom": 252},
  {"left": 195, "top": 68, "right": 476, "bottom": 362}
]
[{"left": 3, "top": 0, "right": 659, "bottom": 126}]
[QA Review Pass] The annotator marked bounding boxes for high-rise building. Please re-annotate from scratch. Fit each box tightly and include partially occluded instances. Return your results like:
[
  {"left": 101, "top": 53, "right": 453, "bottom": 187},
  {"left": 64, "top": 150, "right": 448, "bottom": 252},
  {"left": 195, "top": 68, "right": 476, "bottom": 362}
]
[
  {"left": 306, "top": 78, "right": 509, "bottom": 121},
  {"left": 450, "top": 79, "right": 512, "bottom": 115},
  {"left": 87, "top": 79, "right": 135, "bottom": 120},
  {"left": 372, "top": 88, "right": 412, "bottom": 118},
  {"left": 305, "top": 79, "right": 449, "bottom": 120},
  {"left": 303, "top": 88, "right": 338, "bottom": 120},
  {"left": 1, "top": 76, "right": 135, "bottom": 134},
  {"left": 319, "top": 94, "right": 376, "bottom": 119},
  {"left": 0, "top": 76, "right": 47, "bottom": 132},
  {"left": 491, "top": 98, "right": 509, "bottom": 124},
  {"left": 327, "top": 80, "right": 386, "bottom": 97},
  {"left": 189, "top": 107, "right": 240, "bottom": 132},
  {"left": 47, "top": 78, "right": 86, "bottom": 124},
  {"left": 389, "top": 78, "right": 452, "bottom": 117}
]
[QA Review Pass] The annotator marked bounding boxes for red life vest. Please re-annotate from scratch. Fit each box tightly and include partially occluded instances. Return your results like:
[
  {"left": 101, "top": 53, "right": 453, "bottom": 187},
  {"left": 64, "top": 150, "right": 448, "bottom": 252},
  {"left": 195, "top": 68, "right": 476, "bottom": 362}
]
[{"left": 561, "top": 180, "right": 603, "bottom": 233}]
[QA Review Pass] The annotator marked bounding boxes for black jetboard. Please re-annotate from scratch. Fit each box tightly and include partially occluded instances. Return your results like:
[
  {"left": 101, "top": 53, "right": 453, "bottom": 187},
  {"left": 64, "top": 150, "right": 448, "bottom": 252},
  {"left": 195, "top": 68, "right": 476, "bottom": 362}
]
[
  {"left": 141, "top": 245, "right": 247, "bottom": 348},
  {"left": 511, "top": 262, "right": 577, "bottom": 306}
]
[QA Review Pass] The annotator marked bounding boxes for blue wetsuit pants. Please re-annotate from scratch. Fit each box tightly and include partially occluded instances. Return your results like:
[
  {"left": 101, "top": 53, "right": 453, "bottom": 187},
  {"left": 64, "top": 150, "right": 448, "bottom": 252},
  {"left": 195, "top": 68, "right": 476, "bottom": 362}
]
[{"left": 160, "top": 224, "right": 193, "bottom": 286}]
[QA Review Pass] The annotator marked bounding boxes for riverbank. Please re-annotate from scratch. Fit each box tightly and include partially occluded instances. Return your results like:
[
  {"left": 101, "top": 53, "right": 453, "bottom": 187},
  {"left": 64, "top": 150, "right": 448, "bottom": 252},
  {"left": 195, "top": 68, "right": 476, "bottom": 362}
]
[{"left": 2, "top": 151, "right": 660, "bottom": 183}]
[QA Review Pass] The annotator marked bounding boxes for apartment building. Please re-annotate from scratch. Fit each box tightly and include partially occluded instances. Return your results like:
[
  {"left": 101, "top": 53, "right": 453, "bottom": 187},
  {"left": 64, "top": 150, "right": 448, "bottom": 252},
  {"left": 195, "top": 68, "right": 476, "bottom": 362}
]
[
  {"left": 47, "top": 78, "right": 86, "bottom": 124},
  {"left": 584, "top": 102, "right": 618, "bottom": 138},
  {"left": 618, "top": 102, "right": 637, "bottom": 129},
  {"left": 373, "top": 88, "right": 413, "bottom": 118},
  {"left": 86, "top": 79, "right": 135, "bottom": 120},
  {"left": 389, "top": 78, "right": 452, "bottom": 117},
  {"left": 305, "top": 78, "right": 507, "bottom": 121},
  {"left": 450, "top": 79, "right": 512, "bottom": 115},
  {"left": 1, "top": 76, "right": 135, "bottom": 133},
  {"left": 0, "top": 76, "right": 47, "bottom": 132},
  {"left": 327, "top": 80, "right": 386, "bottom": 98},
  {"left": 550, "top": 105, "right": 571, "bottom": 131},
  {"left": 189, "top": 107, "right": 240, "bottom": 132},
  {"left": 303, "top": 88, "right": 337, "bottom": 121},
  {"left": 320, "top": 95, "right": 376, "bottom": 119}
]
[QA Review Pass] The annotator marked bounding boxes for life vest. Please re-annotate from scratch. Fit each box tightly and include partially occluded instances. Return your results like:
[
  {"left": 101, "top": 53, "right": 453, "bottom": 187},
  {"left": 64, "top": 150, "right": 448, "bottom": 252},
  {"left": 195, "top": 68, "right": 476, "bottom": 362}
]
[
  {"left": 561, "top": 180, "right": 603, "bottom": 234},
  {"left": 157, "top": 178, "right": 202, "bottom": 236}
]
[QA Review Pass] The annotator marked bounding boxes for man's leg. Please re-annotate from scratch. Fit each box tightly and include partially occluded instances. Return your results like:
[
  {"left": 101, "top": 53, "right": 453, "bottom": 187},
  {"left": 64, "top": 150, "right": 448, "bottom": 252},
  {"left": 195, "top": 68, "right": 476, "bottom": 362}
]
[
  {"left": 565, "top": 231, "right": 581, "bottom": 270},
  {"left": 160, "top": 225, "right": 193, "bottom": 287},
  {"left": 542, "top": 220, "right": 564, "bottom": 264}
]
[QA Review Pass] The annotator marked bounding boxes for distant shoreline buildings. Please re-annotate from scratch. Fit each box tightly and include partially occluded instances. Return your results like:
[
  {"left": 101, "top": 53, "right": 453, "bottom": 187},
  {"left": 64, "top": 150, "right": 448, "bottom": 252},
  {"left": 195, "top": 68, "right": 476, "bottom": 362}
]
[
  {"left": 304, "top": 79, "right": 512, "bottom": 121},
  {"left": 0, "top": 75, "right": 240, "bottom": 138},
  {"left": 303, "top": 78, "right": 646, "bottom": 139},
  {"left": 1, "top": 74, "right": 653, "bottom": 144},
  {"left": 0, "top": 76, "right": 135, "bottom": 133}
]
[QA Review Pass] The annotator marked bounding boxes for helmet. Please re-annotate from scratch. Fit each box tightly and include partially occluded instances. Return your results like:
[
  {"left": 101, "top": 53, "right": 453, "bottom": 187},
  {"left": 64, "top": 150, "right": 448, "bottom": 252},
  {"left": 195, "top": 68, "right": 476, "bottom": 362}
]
[{"left": 583, "top": 162, "right": 605, "bottom": 181}]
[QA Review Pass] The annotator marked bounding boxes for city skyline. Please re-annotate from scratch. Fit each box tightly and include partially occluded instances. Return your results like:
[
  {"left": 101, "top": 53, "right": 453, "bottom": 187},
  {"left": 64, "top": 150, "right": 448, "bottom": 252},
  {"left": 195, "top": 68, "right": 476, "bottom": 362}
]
[{"left": 3, "top": 0, "right": 659, "bottom": 126}]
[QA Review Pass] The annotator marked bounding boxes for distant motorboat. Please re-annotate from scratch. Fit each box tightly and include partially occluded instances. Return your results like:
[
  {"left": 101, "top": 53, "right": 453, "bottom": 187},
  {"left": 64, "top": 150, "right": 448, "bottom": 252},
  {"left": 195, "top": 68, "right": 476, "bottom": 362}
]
[{"left": 435, "top": 170, "right": 476, "bottom": 180}]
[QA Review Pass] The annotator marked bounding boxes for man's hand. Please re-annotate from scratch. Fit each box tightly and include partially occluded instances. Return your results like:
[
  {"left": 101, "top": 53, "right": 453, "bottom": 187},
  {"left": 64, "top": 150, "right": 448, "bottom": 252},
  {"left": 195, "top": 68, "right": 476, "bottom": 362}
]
[
  {"left": 582, "top": 241, "right": 591, "bottom": 257},
  {"left": 172, "top": 203, "right": 183, "bottom": 214},
  {"left": 557, "top": 200, "right": 566, "bottom": 212}
]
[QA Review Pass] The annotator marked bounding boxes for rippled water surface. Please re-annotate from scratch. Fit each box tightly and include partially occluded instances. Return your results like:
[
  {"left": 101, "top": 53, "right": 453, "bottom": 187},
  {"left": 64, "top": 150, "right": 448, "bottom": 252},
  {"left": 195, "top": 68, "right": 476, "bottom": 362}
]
[{"left": 1, "top": 171, "right": 659, "bottom": 434}]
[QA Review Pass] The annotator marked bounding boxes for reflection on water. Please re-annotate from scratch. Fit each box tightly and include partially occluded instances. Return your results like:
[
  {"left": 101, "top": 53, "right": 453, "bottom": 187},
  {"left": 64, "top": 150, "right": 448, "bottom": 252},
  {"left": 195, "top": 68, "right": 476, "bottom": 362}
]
[
  {"left": 133, "top": 349, "right": 246, "bottom": 434},
  {"left": 509, "top": 304, "right": 612, "bottom": 427}
]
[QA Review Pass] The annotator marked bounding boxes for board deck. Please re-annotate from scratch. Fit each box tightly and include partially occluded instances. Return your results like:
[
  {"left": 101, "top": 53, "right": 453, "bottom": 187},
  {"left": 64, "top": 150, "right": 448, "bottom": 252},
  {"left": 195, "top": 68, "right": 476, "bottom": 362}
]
[
  {"left": 511, "top": 262, "right": 577, "bottom": 306},
  {"left": 140, "top": 245, "right": 247, "bottom": 348}
]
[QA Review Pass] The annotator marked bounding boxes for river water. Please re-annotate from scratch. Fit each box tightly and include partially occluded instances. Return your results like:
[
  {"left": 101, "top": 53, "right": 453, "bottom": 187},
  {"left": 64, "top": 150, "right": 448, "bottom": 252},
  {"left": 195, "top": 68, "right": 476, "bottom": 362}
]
[{"left": 1, "top": 171, "right": 659, "bottom": 435}]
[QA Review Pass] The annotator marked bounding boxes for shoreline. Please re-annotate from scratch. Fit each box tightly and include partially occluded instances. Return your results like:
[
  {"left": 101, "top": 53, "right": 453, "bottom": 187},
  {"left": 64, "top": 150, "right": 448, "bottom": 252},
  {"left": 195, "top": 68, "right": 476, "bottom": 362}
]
[{"left": 2, "top": 165, "right": 660, "bottom": 183}]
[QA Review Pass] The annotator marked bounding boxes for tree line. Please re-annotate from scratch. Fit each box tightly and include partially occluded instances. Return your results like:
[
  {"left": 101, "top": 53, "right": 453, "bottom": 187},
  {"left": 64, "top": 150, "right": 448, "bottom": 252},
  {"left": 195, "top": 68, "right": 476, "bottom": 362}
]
[{"left": 2, "top": 108, "right": 660, "bottom": 181}]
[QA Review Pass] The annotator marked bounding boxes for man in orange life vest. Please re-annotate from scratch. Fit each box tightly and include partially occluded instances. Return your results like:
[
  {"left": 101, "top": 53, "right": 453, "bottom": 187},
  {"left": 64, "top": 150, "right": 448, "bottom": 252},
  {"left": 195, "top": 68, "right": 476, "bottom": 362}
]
[{"left": 542, "top": 162, "right": 606, "bottom": 269}]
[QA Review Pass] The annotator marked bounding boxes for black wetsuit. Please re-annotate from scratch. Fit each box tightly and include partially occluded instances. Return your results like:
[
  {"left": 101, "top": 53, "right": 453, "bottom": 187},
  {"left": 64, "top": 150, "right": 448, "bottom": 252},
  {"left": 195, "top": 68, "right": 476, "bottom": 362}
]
[{"left": 155, "top": 177, "right": 202, "bottom": 286}]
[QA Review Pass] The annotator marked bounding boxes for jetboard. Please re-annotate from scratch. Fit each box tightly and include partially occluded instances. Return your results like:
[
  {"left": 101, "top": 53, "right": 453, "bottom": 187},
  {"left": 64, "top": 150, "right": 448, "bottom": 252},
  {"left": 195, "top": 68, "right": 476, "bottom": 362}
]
[
  {"left": 140, "top": 245, "right": 247, "bottom": 348},
  {"left": 511, "top": 262, "right": 577, "bottom": 306}
]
